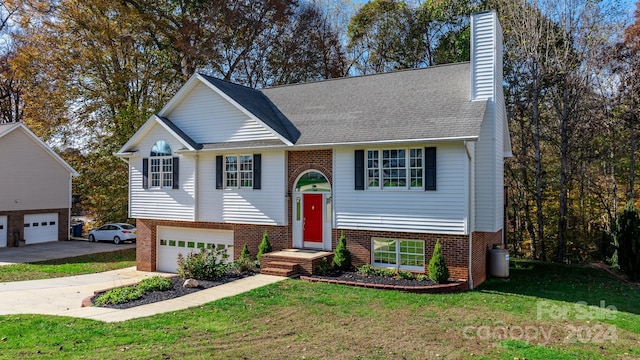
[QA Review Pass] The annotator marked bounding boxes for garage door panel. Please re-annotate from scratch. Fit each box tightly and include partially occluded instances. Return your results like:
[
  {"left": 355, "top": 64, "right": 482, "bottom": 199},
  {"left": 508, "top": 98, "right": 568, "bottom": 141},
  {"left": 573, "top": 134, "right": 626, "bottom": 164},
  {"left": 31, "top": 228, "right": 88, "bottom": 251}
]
[
  {"left": 157, "top": 226, "right": 234, "bottom": 273},
  {"left": 0, "top": 216, "right": 7, "bottom": 247},
  {"left": 24, "top": 213, "right": 58, "bottom": 244}
]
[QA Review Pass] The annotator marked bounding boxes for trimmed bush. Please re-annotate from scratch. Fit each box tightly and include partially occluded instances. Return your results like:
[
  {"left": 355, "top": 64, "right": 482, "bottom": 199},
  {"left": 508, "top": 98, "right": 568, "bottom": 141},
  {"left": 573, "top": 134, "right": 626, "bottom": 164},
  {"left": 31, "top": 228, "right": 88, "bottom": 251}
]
[
  {"left": 240, "top": 244, "right": 251, "bottom": 260},
  {"left": 257, "top": 231, "right": 272, "bottom": 261},
  {"left": 428, "top": 240, "right": 450, "bottom": 283},
  {"left": 94, "top": 286, "right": 144, "bottom": 306},
  {"left": 333, "top": 231, "right": 352, "bottom": 271},
  {"left": 177, "top": 247, "right": 229, "bottom": 280},
  {"left": 138, "top": 276, "right": 172, "bottom": 292}
]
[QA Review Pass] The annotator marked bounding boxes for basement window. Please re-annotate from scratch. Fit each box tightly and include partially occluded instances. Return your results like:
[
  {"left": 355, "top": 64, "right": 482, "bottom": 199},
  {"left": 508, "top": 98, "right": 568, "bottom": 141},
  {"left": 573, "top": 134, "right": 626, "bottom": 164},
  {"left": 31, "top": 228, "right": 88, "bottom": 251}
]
[{"left": 371, "top": 238, "right": 425, "bottom": 271}]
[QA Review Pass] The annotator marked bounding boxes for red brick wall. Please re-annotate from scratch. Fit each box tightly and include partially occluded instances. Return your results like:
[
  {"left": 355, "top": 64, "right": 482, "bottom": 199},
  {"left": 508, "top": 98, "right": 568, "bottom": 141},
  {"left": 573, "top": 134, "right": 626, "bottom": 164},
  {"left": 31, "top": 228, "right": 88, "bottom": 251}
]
[
  {"left": 287, "top": 149, "right": 333, "bottom": 192},
  {"left": 470, "top": 230, "right": 502, "bottom": 287},
  {"left": 135, "top": 218, "right": 290, "bottom": 270},
  {"left": 332, "top": 229, "right": 470, "bottom": 280},
  {"left": 0, "top": 208, "right": 69, "bottom": 247},
  {"left": 233, "top": 224, "right": 289, "bottom": 259}
]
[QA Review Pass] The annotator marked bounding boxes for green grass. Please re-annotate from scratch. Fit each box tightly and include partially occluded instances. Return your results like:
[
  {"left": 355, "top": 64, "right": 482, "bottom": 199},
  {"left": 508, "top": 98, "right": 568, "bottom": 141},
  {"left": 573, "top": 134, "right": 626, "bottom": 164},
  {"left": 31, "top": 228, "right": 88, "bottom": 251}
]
[
  {"left": 0, "top": 249, "right": 136, "bottom": 282},
  {"left": 0, "top": 259, "right": 639, "bottom": 359}
]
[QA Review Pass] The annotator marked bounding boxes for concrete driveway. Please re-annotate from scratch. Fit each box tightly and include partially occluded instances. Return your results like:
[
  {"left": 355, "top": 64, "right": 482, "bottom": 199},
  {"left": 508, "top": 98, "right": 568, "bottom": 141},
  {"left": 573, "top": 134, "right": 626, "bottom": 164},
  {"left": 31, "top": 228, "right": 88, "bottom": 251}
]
[{"left": 0, "top": 240, "right": 136, "bottom": 266}]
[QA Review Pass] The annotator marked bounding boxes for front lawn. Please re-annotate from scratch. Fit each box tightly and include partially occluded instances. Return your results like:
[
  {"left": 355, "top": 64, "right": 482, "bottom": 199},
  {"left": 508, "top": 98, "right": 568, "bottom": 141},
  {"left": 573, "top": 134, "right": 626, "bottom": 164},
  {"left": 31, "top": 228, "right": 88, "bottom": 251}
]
[
  {"left": 0, "top": 259, "right": 639, "bottom": 359},
  {"left": 0, "top": 249, "right": 136, "bottom": 282}
]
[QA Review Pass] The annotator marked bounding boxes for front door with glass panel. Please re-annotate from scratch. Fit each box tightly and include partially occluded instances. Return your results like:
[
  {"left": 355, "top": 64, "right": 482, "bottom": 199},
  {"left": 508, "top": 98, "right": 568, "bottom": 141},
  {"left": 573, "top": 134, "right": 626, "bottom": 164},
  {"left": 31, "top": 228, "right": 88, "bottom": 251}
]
[
  {"left": 293, "top": 171, "right": 332, "bottom": 250},
  {"left": 303, "top": 193, "right": 323, "bottom": 243}
]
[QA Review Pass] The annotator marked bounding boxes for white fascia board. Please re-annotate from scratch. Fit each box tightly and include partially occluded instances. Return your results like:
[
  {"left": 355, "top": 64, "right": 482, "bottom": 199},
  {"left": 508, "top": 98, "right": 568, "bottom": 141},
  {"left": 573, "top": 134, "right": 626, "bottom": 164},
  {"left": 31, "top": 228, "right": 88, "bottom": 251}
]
[
  {"left": 116, "top": 115, "right": 196, "bottom": 155},
  {"left": 293, "top": 136, "right": 479, "bottom": 150},
  {"left": 194, "top": 74, "right": 294, "bottom": 146},
  {"left": 8, "top": 124, "right": 79, "bottom": 176}
]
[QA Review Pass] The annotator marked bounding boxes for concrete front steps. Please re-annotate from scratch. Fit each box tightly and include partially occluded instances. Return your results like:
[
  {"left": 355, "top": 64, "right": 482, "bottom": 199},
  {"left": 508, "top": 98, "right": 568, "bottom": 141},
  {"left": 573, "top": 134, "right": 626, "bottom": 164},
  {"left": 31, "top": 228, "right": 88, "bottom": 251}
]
[{"left": 260, "top": 249, "right": 333, "bottom": 278}]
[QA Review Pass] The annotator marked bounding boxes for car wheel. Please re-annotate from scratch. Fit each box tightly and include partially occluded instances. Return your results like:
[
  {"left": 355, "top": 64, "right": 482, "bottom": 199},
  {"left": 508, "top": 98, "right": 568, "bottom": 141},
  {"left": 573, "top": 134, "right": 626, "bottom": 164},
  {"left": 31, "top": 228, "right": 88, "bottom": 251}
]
[
  {"left": 113, "top": 236, "right": 121, "bottom": 245},
  {"left": 88, "top": 234, "right": 95, "bottom": 242}
]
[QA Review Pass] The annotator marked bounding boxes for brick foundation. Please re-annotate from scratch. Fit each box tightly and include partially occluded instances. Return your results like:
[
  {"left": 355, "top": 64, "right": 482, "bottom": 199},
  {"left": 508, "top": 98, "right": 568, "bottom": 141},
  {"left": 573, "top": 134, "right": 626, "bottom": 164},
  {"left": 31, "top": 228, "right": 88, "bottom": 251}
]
[
  {"left": 0, "top": 208, "right": 69, "bottom": 247},
  {"left": 135, "top": 218, "right": 501, "bottom": 288}
]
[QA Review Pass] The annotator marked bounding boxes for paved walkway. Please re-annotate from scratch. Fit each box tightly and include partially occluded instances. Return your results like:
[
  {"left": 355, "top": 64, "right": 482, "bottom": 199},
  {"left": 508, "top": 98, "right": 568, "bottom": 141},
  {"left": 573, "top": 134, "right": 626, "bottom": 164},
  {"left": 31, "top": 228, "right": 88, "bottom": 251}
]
[
  {"left": 0, "top": 240, "right": 136, "bottom": 266},
  {"left": 0, "top": 266, "right": 284, "bottom": 322}
]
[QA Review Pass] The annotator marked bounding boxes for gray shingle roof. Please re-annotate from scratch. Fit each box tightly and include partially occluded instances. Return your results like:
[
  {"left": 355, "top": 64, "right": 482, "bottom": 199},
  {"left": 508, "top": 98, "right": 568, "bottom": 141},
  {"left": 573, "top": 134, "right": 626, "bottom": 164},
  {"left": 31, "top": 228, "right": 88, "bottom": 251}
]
[{"left": 261, "top": 62, "right": 487, "bottom": 145}]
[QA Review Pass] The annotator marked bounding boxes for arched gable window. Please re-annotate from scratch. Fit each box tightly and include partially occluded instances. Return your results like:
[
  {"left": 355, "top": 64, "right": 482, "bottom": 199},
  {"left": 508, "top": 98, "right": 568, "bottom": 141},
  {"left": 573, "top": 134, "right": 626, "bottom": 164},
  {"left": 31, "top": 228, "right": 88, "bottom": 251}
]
[{"left": 143, "top": 140, "right": 179, "bottom": 189}]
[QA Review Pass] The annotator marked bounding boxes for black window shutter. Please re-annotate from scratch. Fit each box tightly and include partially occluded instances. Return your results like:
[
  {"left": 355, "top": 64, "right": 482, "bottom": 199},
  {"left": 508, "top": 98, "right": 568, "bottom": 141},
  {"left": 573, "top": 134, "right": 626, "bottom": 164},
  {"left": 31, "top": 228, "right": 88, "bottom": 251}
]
[
  {"left": 216, "top": 155, "right": 223, "bottom": 189},
  {"left": 142, "top": 158, "right": 149, "bottom": 189},
  {"left": 253, "top": 154, "right": 262, "bottom": 190},
  {"left": 354, "top": 150, "right": 365, "bottom": 190},
  {"left": 425, "top": 147, "right": 436, "bottom": 191},
  {"left": 172, "top": 157, "right": 179, "bottom": 189}
]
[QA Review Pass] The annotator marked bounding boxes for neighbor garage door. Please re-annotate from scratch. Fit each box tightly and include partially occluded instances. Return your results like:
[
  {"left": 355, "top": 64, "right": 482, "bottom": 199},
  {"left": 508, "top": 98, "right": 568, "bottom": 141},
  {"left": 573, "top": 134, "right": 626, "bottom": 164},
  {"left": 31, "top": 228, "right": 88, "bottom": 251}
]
[
  {"left": 24, "top": 213, "right": 59, "bottom": 244},
  {"left": 156, "top": 226, "right": 234, "bottom": 273},
  {"left": 0, "top": 216, "right": 7, "bottom": 247}
]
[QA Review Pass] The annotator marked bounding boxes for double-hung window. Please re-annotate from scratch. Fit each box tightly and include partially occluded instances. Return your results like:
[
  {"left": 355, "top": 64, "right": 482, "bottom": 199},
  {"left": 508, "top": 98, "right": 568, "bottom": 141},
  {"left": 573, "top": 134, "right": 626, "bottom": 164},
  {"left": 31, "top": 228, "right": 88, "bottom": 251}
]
[
  {"left": 150, "top": 140, "right": 173, "bottom": 189},
  {"left": 372, "top": 238, "right": 425, "bottom": 271},
  {"left": 366, "top": 148, "right": 423, "bottom": 189},
  {"left": 225, "top": 155, "right": 253, "bottom": 189}
]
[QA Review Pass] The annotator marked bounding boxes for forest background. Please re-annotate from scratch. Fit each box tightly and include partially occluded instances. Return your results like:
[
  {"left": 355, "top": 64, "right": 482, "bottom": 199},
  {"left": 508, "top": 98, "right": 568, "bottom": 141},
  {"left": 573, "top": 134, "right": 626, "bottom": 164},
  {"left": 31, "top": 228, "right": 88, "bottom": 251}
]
[{"left": 1, "top": 0, "right": 639, "bottom": 264}]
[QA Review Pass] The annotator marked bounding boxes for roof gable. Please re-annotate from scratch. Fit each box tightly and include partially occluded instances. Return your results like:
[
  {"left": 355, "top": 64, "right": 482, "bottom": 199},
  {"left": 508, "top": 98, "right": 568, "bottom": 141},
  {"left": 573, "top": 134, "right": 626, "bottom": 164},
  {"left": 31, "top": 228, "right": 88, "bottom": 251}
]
[
  {"left": 117, "top": 115, "right": 200, "bottom": 154},
  {"left": 0, "top": 123, "right": 78, "bottom": 176}
]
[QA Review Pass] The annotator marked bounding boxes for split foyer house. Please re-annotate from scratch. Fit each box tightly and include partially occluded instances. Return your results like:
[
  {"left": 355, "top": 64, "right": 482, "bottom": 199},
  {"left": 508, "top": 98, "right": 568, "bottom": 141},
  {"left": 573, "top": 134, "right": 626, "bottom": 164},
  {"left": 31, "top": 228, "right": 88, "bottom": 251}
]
[
  {"left": 0, "top": 122, "right": 78, "bottom": 247},
  {"left": 117, "top": 11, "right": 511, "bottom": 288}
]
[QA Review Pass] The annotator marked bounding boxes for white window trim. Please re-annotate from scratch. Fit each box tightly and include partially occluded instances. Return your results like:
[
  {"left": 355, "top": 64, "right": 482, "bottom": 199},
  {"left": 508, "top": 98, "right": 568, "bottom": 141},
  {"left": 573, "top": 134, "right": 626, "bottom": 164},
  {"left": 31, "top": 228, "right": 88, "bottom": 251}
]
[
  {"left": 366, "top": 147, "right": 424, "bottom": 190},
  {"left": 371, "top": 237, "right": 425, "bottom": 272},
  {"left": 225, "top": 154, "right": 253, "bottom": 189}
]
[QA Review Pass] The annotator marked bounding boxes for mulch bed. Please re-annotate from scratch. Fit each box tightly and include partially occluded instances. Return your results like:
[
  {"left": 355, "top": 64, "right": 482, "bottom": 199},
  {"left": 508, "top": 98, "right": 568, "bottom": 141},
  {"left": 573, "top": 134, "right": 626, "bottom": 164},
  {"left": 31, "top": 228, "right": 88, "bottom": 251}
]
[
  {"left": 302, "top": 271, "right": 468, "bottom": 293},
  {"left": 90, "top": 273, "right": 256, "bottom": 310}
]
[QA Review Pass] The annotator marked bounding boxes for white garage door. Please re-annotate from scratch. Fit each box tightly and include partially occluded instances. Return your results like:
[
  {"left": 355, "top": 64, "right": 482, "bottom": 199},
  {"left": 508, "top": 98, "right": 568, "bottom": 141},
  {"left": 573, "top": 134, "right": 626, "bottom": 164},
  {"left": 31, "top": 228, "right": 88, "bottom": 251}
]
[
  {"left": 24, "top": 213, "right": 59, "bottom": 245},
  {"left": 157, "top": 226, "right": 234, "bottom": 273},
  {"left": 0, "top": 216, "right": 7, "bottom": 247}
]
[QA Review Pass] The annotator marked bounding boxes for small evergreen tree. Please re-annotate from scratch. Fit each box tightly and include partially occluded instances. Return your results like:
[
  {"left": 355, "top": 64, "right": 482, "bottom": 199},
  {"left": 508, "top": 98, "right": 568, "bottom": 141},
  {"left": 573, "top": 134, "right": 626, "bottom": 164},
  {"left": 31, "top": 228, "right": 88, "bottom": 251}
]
[
  {"left": 257, "top": 231, "right": 272, "bottom": 261},
  {"left": 612, "top": 202, "right": 640, "bottom": 281},
  {"left": 333, "top": 231, "right": 352, "bottom": 270},
  {"left": 428, "top": 240, "right": 450, "bottom": 283},
  {"left": 240, "top": 243, "right": 251, "bottom": 260}
]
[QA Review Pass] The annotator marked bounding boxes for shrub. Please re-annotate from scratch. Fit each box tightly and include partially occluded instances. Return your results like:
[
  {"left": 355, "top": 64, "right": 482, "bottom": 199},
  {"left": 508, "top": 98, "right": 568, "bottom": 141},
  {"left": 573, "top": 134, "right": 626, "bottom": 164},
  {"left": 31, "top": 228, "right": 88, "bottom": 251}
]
[
  {"left": 257, "top": 231, "right": 272, "bottom": 261},
  {"left": 332, "top": 231, "right": 352, "bottom": 271},
  {"left": 94, "top": 286, "right": 144, "bottom": 306},
  {"left": 357, "top": 264, "right": 395, "bottom": 278},
  {"left": 416, "top": 274, "right": 428, "bottom": 282},
  {"left": 177, "top": 247, "right": 229, "bottom": 280},
  {"left": 240, "top": 244, "right": 251, "bottom": 260},
  {"left": 428, "top": 240, "right": 450, "bottom": 283},
  {"left": 229, "top": 257, "right": 259, "bottom": 274},
  {"left": 397, "top": 270, "right": 415, "bottom": 280},
  {"left": 315, "top": 258, "right": 334, "bottom": 276},
  {"left": 611, "top": 202, "right": 640, "bottom": 281},
  {"left": 138, "top": 276, "right": 172, "bottom": 292}
]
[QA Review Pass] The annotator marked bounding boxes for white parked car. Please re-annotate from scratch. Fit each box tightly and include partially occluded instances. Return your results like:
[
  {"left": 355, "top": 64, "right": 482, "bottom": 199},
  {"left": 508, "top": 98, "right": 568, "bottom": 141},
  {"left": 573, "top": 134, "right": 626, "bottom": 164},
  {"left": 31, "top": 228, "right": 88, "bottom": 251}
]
[{"left": 88, "top": 223, "right": 136, "bottom": 244}]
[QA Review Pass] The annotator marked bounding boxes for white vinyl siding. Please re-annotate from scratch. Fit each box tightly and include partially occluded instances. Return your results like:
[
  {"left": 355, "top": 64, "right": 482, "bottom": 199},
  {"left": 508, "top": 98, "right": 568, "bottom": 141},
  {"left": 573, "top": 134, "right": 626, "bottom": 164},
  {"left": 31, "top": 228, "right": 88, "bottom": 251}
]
[
  {"left": 471, "top": 11, "right": 506, "bottom": 233},
  {"left": 334, "top": 144, "right": 468, "bottom": 234},
  {"left": 471, "top": 12, "right": 498, "bottom": 100},
  {"left": 164, "top": 82, "right": 278, "bottom": 144},
  {"left": 0, "top": 129, "right": 72, "bottom": 212},
  {"left": 198, "top": 151, "right": 287, "bottom": 225},
  {"left": 129, "top": 125, "right": 195, "bottom": 221}
]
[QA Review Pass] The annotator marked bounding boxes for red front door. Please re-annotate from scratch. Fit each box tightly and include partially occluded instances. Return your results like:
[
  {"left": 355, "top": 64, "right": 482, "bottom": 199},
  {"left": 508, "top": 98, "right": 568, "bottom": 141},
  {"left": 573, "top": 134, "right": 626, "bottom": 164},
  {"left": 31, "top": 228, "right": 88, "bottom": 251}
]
[{"left": 303, "top": 193, "right": 323, "bottom": 243}]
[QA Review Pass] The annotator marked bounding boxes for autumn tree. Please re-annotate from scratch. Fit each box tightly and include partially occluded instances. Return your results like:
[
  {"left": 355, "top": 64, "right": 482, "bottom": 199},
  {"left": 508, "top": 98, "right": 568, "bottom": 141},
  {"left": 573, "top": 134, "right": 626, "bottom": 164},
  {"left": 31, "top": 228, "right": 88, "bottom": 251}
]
[{"left": 347, "top": 0, "right": 476, "bottom": 74}]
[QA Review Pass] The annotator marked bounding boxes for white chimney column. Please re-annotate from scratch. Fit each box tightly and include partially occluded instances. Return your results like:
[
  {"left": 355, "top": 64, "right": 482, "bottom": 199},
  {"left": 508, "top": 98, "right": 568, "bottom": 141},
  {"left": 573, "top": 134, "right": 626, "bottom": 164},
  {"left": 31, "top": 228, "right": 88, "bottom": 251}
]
[{"left": 471, "top": 10, "right": 504, "bottom": 101}]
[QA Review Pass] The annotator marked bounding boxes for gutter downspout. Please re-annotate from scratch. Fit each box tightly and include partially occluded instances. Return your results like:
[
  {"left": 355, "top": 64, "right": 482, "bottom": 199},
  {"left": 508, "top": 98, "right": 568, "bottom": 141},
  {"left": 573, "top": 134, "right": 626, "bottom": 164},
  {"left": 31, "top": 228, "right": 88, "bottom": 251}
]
[
  {"left": 68, "top": 173, "right": 73, "bottom": 241},
  {"left": 464, "top": 140, "right": 474, "bottom": 290}
]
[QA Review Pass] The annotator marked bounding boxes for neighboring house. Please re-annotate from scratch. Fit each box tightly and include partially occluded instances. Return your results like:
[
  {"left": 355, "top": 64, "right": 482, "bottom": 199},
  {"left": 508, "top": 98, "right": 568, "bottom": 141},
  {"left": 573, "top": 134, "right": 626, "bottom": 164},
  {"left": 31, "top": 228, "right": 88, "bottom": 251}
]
[
  {"left": 0, "top": 122, "right": 78, "bottom": 247},
  {"left": 117, "top": 11, "right": 511, "bottom": 288}
]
